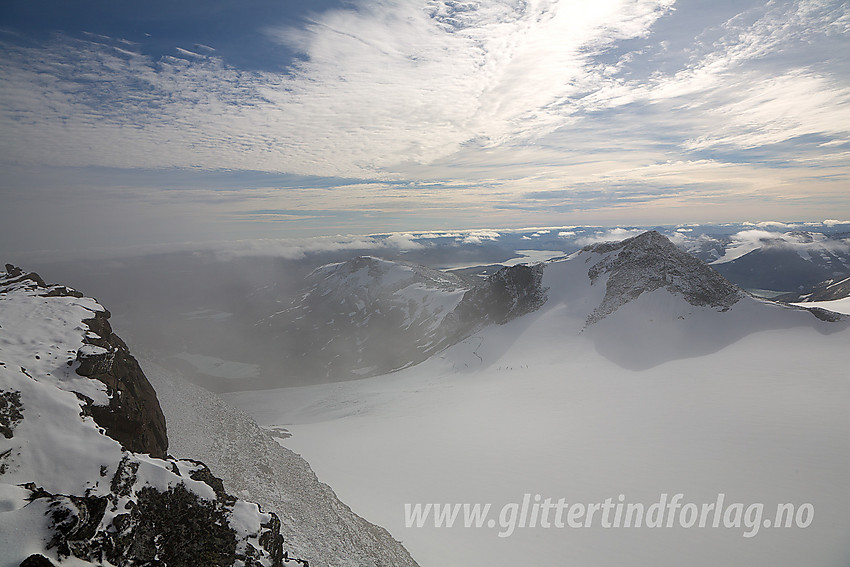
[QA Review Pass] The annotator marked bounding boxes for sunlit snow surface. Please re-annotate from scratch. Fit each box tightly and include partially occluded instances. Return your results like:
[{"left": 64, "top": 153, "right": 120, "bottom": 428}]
[
  {"left": 792, "top": 297, "right": 850, "bottom": 316},
  {"left": 228, "top": 254, "right": 850, "bottom": 567}
]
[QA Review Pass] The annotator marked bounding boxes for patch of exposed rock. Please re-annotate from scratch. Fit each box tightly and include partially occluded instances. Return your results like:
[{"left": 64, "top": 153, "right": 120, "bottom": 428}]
[
  {"left": 447, "top": 263, "right": 547, "bottom": 334},
  {"left": 75, "top": 308, "right": 168, "bottom": 459},
  {"left": 584, "top": 231, "right": 743, "bottom": 324}
]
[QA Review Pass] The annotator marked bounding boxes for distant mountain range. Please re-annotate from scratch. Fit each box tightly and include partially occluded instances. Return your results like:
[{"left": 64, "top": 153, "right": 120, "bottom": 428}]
[
  {"left": 253, "top": 230, "right": 845, "bottom": 381},
  {"left": 691, "top": 230, "right": 850, "bottom": 293},
  {"left": 12, "top": 222, "right": 849, "bottom": 392},
  {"left": 775, "top": 274, "right": 850, "bottom": 302}
]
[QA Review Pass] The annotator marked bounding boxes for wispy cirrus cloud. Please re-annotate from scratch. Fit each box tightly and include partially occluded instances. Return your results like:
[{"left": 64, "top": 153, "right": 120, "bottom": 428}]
[
  {"left": 3, "top": 1, "right": 848, "bottom": 176},
  {"left": 580, "top": 0, "right": 850, "bottom": 153},
  {"left": 1, "top": 0, "right": 677, "bottom": 176}
]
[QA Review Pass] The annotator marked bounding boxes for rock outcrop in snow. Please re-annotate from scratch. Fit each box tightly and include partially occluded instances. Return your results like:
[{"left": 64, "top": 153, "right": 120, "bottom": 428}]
[
  {"left": 581, "top": 231, "right": 743, "bottom": 324},
  {"left": 0, "top": 265, "right": 298, "bottom": 567},
  {"left": 76, "top": 308, "right": 169, "bottom": 459},
  {"left": 529, "top": 232, "right": 847, "bottom": 370},
  {"left": 447, "top": 262, "right": 547, "bottom": 332},
  {"left": 1, "top": 264, "right": 168, "bottom": 458}
]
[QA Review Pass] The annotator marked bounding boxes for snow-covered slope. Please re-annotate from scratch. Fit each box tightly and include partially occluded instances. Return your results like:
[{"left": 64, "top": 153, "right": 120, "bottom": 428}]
[
  {"left": 229, "top": 232, "right": 850, "bottom": 567},
  {"left": 568, "top": 231, "right": 841, "bottom": 369},
  {"left": 779, "top": 275, "right": 850, "bottom": 316},
  {"left": 0, "top": 265, "right": 297, "bottom": 566},
  {"left": 790, "top": 296, "right": 850, "bottom": 316}
]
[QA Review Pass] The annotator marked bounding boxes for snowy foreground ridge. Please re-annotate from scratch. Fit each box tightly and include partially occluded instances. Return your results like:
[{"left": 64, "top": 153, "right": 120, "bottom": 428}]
[{"left": 0, "top": 265, "right": 301, "bottom": 566}]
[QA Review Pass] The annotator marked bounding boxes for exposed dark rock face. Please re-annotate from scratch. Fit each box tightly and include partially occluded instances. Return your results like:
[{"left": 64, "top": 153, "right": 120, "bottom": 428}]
[
  {"left": 75, "top": 309, "right": 169, "bottom": 459},
  {"left": 584, "top": 231, "right": 743, "bottom": 324},
  {"left": 46, "top": 493, "right": 109, "bottom": 558},
  {"left": 3, "top": 263, "right": 46, "bottom": 288},
  {"left": 807, "top": 307, "right": 845, "bottom": 322},
  {"left": 3, "top": 263, "right": 81, "bottom": 298},
  {"left": 109, "top": 484, "right": 238, "bottom": 566},
  {"left": 448, "top": 263, "right": 547, "bottom": 333},
  {"left": 30, "top": 465, "right": 289, "bottom": 567},
  {"left": 1, "top": 389, "right": 24, "bottom": 439}
]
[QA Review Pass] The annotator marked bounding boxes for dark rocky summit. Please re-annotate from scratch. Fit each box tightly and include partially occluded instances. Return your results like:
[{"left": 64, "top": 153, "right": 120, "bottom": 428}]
[
  {"left": 584, "top": 231, "right": 743, "bottom": 324},
  {"left": 448, "top": 263, "right": 547, "bottom": 331}
]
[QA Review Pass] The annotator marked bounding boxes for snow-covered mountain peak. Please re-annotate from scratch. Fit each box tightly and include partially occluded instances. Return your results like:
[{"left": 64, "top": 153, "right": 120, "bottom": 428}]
[
  {"left": 578, "top": 231, "right": 743, "bottom": 324},
  {"left": 258, "top": 256, "right": 474, "bottom": 380},
  {"left": 525, "top": 232, "right": 846, "bottom": 371},
  {"left": 307, "top": 255, "right": 469, "bottom": 301},
  {"left": 256, "top": 256, "right": 550, "bottom": 382},
  {"left": 228, "top": 238, "right": 850, "bottom": 567},
  {"left": 288, "top": 255, "right": 473, "bottom": 345}
]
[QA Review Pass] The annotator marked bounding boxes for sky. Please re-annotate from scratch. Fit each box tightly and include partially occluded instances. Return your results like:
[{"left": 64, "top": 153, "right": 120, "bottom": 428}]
[{"left": 1, "top": 0, "right": 849, "bottom": 257}]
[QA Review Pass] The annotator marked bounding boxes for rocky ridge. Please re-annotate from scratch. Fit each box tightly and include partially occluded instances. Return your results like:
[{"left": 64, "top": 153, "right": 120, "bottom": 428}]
[
  {"left": 0, "top": 265, "right": 301, "bottom": 567},
  {"left": 581, "top": 231, "right": 743, "bottom": 324},
  {"left": 446, "top": 262, "right": 547, "bottom": 332}
]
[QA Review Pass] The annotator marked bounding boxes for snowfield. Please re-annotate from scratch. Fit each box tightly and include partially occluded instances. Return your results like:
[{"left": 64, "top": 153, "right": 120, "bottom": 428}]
[
  {"left": 791, "top": 296, "right": 850, "bottom": 316},
  {"left": 229, "top": 246, "right": 850, "bottom": 567}
]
